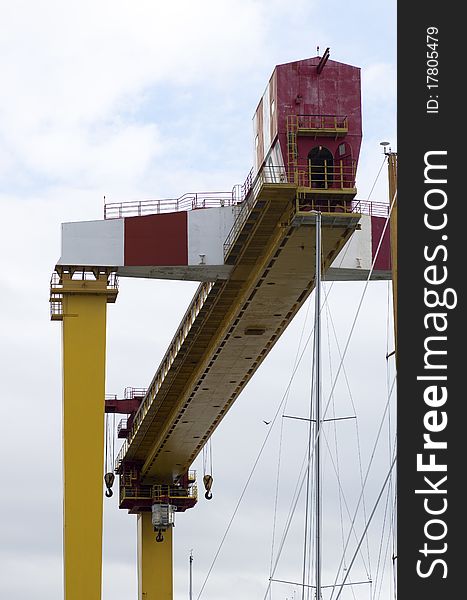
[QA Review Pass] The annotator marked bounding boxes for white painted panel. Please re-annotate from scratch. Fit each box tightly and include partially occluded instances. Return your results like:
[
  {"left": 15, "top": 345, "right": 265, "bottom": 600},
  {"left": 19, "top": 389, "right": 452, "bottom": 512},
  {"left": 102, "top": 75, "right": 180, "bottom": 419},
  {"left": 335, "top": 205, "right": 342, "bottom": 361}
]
[
  {"left": 58, "top": 218, "right": 124, "bottom": 266},
  {"left": 271, "top": 139, "right": 285, "bottom": 168},
  {"left": 253, "top": 79, "right": 272, "bottom": 174},
  {"left": 187, "top": 207, "right": 236, "bottom": 266},
  {"left": 262, "top": 141, "right": 286, "bottom": 183},
  {"left": 262, "top": 84, "right": 271, "bottom": 156},
  {"left": 330, "top": 215, "right": 372, "bottom": 271},
  {"left": 253, "top": 112, "right": 258, "bottom": 173}
]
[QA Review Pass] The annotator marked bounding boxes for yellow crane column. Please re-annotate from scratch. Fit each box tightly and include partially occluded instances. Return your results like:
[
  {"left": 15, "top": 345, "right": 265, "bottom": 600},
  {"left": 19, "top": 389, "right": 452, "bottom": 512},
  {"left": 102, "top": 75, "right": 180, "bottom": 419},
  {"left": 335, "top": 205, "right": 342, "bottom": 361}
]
[
  {"left": 51, "top": 268, "right": 117, "bottom": 600},
  {"left": 137, "top": 512, "right": 173, "bottom": 599},
  {"left": 388, "top": 152, "right": 398, "bottom": 355}
]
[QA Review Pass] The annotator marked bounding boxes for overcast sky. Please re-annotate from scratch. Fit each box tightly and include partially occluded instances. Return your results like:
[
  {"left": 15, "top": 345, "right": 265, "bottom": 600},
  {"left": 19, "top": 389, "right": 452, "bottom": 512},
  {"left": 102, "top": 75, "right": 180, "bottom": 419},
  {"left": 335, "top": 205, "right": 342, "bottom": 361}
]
[{"left": 0, "top": 1, "right": 396, "bottom": 599}]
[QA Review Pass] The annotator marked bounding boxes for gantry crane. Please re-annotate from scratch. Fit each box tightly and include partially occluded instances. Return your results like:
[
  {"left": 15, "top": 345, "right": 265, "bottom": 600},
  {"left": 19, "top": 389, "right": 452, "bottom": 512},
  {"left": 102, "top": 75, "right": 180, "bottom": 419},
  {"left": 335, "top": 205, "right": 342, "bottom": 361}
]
[{"left": 50, "top": 53, "right": 392, "bottom": 599}]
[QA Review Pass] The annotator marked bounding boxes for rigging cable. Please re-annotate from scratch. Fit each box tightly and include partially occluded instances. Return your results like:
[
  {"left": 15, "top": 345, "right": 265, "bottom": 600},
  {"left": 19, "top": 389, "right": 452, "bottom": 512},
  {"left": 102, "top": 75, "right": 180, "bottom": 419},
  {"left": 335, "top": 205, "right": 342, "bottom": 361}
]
[
  {"left": 308, "top": 154, "right": 391, "bottom": 597},
  {"left": 372, "top": 448, "right": 394, "bottom": 599},
  {"left": 332, "top": 154, "right": 387, "bottom": 274},
  {"left": 196, "top": 297, "right": 321, "bottom": 599},
  {"left": 202, "top": 438, "right": 214, "bottom": 500},
  {"left": 322, "top": 154, "right": 390, "bottom": 586},
  {"left": 386, "top": 279, "right": 398, "bottom": 600},
  {"left": 299, "top": 175, "right": 386, "bottom": 598},
  {"left": 375, "top": 437, "right": 397, "bottom": 600},
  {"left": 373, "top": 279, "right": 396, "bottom": 600},
  {"left": 319, "top": 430, "right": 366, "bottom": 599},
  {"left": 104, "top": 412, "right": 116, "bottom": 498},
  {"left": 323, "top": 296, "right": 371, "bottom": 600},
  {"left": 196, "top": 306, "right": 320, "bottom": 600},
  {"left": 104, "top": 413, "right": 108, "bottom": 474},
  {"left": 365, "top": 157, "right": 387, "bottom": 204},
  {"left": 323, "top": 286, "right": 374, "bottom": 578},
  {"left": 265, "top": 188, "right": 398, "bottom": 600},
  {"left": 333, "top": 454, "right": 397, "bottom": 600},
  {"left": 325, "top": 297, "right": 346, "bottom": 575},
  {"left": 328, "top": 187, "right": 397, "bottom": 600},
  {"left": 112, "top": 412, "right": 116, "bottom": 470},
  {"left": 309, "top": 417, "right": 373, "bottom": 579},
  {"left": 301, "top": 306, "right": 317, "bottom": 600},
  {"left": 301, "top": 231, "right": 319, "bottom": 600},
  {"left": 376, "top": 511, "right": 394, "bottom": 600},
  {"left": 328, "top": 373, "right": 396, "bottom": 600},
  {"left": 318, "top": 424, "right": 372, "bottom": 577},
  {"left": 269, "top": 294, "right": 314, "bottom": 599},
  {"left": 263, "top": 372, "right": 395, "bottom": 600},
  {"left": 197, "top": 158, "right": 392, "bottom": 600},
  {"left": 391, "top": 463, "right": 398, "bottom": 600}
]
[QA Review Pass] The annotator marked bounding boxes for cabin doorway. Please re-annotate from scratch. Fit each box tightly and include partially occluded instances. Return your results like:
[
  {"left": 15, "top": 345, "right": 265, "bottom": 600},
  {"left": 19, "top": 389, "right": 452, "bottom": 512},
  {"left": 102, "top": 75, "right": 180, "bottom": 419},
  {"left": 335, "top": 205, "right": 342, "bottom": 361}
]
[{"left": 308, "top": 146, "right": 333, "bottom": 188}]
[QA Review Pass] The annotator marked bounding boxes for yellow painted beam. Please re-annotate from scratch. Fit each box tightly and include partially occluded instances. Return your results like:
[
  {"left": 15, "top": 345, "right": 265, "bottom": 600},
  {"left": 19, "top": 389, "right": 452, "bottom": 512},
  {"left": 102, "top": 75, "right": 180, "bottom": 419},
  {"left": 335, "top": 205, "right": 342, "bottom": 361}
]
[
  {"left": 138, "top": 512, "right": 173, "bottom": 600},
  {"left": 388, "top": 153, "right": 398, "bottom": 357},
  {"left": 61, "top": 274, "right": 109, "bottom": 600}
]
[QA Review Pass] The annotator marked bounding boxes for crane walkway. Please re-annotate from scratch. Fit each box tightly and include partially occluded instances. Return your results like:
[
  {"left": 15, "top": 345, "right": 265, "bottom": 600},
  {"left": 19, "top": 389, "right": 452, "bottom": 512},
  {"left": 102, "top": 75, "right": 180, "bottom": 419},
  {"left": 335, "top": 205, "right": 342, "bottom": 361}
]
[{"left": 116, "top": 179, "right": 361, "bottom": 486}]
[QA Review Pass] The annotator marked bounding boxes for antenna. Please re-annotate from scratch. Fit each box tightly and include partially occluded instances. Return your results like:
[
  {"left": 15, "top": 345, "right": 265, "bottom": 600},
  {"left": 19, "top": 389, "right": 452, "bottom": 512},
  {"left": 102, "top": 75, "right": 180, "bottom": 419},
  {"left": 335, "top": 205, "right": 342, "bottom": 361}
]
[
  {"left": 380, "top": 141, "right": 391, "bottom": 155},
  {"left": 317, "top": 48, "right": 330, "bottom": 74}
]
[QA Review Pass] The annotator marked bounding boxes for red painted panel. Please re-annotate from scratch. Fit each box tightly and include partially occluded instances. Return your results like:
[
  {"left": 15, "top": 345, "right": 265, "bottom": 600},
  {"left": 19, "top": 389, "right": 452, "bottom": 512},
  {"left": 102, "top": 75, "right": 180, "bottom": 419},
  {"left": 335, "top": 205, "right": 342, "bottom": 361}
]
[
  {"left": 105, "top": 398, "right": 142, "bottom": 414},
  {"left": 371, "top": 216, "right": 391, "bottom": 271},
  {"left": 124, "top": 212, "right": 188, "bottom": 266}
]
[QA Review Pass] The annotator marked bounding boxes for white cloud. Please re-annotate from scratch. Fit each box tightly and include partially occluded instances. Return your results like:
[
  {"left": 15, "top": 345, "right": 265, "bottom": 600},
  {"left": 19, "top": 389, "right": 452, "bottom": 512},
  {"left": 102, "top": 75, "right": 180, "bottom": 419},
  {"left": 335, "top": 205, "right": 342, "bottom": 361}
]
[
  {"left": 363, "top": 63, "right": 397, "bottom": 105},
  {"left": 0, "top": 556, "right": 62, "bottom": 597},
  {"left": 14, "top": 122, "right": 162, "bottom": 186},
  {"left": 0, "top": 2, "right": 396, "bottom": 599},
  {"left": 1, "top": 0, "right": 274, "bottom": 192},
  {"left": 1, "top": 1, "right": 268, "bottom": 124}
]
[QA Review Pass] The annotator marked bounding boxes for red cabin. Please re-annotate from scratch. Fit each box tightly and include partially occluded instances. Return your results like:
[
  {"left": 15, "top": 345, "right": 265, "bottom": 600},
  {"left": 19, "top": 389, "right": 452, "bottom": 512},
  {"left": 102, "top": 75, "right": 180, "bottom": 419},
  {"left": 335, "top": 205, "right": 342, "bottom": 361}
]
[{"left": 253, "top": 52, "right": 362, "bottom": 211}]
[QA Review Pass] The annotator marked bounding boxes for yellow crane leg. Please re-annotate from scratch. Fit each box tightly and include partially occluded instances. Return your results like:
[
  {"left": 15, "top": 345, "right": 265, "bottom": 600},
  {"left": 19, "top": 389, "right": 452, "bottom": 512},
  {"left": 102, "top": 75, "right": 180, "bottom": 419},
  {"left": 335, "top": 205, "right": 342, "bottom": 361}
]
[
  {"left": 137, "top": 512, "right": 173, "bottom": 599},
  {"left": 61, "top": 274, "right": 111, "bottom": 600},
  {"left": 388, "top": 152, "right": 398, "bottom": 356}
]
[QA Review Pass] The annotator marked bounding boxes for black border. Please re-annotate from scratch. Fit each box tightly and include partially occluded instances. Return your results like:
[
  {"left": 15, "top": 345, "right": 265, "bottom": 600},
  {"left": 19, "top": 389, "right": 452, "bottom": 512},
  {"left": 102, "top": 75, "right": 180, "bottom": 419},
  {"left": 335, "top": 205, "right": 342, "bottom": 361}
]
[{"left": 398, "top": 4, "right": 464, "bottom": 597}]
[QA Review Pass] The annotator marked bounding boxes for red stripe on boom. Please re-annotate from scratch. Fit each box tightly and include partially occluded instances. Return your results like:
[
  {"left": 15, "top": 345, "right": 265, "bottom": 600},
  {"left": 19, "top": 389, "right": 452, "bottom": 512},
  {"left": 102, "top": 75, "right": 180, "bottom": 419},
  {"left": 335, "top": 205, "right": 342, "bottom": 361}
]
[{"left": 124, "top": 212, "right": 188, "bottom": 266}]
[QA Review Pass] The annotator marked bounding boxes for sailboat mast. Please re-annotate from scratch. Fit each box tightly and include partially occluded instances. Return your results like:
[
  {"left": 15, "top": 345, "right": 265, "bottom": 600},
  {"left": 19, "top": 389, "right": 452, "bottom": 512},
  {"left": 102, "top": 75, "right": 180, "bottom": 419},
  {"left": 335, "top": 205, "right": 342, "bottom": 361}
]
[
  {"left": 189, "top": 550, "right": 193, "bottom": 600},
  {"left": 314, "top": 212, "right": 322, "bottom": 600}
]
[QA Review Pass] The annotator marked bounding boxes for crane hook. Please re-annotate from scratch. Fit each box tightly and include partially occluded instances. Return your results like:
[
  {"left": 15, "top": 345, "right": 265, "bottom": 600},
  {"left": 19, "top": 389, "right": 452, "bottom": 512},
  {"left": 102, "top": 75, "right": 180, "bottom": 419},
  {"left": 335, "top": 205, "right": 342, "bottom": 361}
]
[
  {"left": 156, "top": 529, "right": 164, "bottom": 543},
  {"left": 203, "top": 474, "right": 213, "bottom": 500},
  {"left": 104, "top": 472, "right": 115, "bottom": 499}
]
